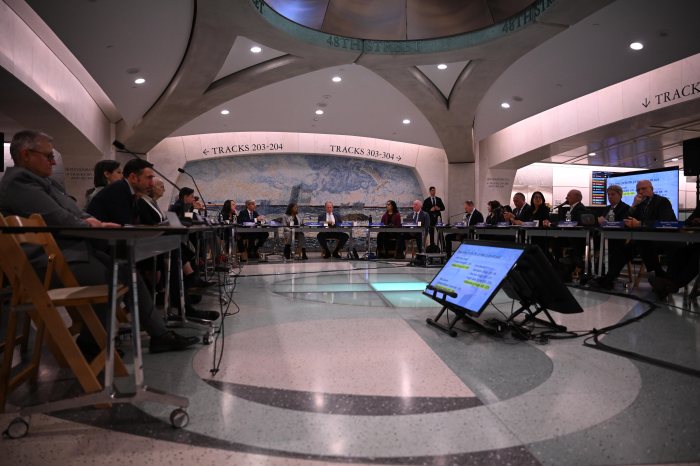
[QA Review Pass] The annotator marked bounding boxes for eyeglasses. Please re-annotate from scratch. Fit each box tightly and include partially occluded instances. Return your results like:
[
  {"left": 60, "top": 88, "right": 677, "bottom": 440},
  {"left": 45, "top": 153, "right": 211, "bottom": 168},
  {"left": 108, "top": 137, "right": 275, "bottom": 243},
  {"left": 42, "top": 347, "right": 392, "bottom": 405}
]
[{"left": 28, "top": 149, "right": 56, "bottom": 161}]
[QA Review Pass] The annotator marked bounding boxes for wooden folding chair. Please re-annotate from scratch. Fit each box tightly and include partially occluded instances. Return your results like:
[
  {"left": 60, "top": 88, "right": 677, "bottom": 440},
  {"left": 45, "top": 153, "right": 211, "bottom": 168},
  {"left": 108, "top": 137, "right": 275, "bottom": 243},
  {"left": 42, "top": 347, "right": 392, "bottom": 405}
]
[{"left": 0, "top": 214, "right": 128, "bottom": 412}]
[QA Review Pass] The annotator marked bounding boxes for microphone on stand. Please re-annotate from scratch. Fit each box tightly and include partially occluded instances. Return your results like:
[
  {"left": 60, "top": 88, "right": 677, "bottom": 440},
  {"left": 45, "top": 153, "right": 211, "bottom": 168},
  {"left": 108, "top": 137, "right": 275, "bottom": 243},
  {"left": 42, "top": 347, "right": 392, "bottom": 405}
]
[
  {"left": 112, "top": 140, "right": 180, "bottom": 191},
  {"left": 177, "top": 167, "right": 207, "bottom": 216},
  {"left": 552, "top": 201, "right": 568, "bottom": 212}
]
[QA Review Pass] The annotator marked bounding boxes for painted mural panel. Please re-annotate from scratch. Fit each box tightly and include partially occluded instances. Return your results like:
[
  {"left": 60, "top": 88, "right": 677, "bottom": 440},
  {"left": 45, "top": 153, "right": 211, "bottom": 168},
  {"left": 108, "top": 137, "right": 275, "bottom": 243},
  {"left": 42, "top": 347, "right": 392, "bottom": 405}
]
[{"left": 177, "top": 153, "right": 422, "bottom": 211}]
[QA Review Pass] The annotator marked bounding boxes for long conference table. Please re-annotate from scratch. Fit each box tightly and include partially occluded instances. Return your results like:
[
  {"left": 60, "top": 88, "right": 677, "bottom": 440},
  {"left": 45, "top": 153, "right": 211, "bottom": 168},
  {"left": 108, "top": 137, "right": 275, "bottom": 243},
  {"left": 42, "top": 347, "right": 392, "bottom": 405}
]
[{"left": 233, "top": 222, "right": 428, "bottom": 260}]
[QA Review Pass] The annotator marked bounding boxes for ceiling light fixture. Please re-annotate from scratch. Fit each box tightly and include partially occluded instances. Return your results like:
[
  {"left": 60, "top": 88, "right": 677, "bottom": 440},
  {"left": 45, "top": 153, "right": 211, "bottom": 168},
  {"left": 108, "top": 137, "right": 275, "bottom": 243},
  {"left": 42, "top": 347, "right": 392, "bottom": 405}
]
[
  {"left": 629, "top": 41, "right": 643, "bottom": 51},
  {"left": 250, "top": 46, "right": 262, "bottom": 53},
  {"left": 332, "top": 76, "right": 342, "bottom": 82},
  {"left": 671, "top": 157, "right": 679, "bottom": 161},
  {"left": 315, "top": 109, "right": 324, "bottom": 115},
  {"left": 588, "top": 152, "right": 596, "bottom": 156},
  {"left": 134, "top": 78, "right": 145, "bottom": 84},
  {"left": 402, "top": 119, "right": 411, "bottom": 125},
  {"left": 501, "top": 102, "right": 510, "bottom": 109},
  {"left": 437, "top": 64, "right": 447, "bottom": 70},
  {"left": 220, "top": 109, "right": 230, "bottom": 115}
]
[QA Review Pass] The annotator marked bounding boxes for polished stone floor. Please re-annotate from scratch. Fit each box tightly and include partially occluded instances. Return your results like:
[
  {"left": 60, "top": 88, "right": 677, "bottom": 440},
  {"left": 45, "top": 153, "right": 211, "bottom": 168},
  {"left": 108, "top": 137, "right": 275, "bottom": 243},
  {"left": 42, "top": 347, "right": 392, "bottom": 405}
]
[{"left": 1, "top": 255, "right": 699, "bottom": 465}]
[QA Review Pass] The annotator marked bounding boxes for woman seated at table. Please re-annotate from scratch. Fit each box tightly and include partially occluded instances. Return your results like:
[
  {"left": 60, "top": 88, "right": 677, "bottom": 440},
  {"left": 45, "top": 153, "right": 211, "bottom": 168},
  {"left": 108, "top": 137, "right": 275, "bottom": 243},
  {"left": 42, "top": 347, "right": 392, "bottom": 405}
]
[
  {"left": 485, "top": 200, "right": 505, "bottom": 225},
  {"left": 510, "top": 191, "right": 549, "bottom": 226},
  {"left": 218, "top": 199, "right": 238, "bottom": 255},
  {"left": 283, "top": 202, "right": 308, "bottom": 260},
  {"left": 377, "top": 200, "right": 403, "bottom": 258}
]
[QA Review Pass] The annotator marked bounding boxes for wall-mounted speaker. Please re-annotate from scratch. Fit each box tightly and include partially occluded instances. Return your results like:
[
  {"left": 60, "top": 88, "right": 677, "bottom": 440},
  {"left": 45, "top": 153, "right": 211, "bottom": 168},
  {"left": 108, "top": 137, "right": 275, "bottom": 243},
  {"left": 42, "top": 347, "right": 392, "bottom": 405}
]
[{"left": 683, "top": 137, "right": 700, "bottom": 176}]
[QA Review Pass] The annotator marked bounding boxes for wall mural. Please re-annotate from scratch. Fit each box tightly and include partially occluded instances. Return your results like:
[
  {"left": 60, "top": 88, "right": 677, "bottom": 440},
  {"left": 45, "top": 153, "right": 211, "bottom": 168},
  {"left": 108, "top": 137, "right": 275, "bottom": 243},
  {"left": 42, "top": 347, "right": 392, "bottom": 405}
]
[{"left": 176, "top": 153, "right": 423, "bottom": 218}]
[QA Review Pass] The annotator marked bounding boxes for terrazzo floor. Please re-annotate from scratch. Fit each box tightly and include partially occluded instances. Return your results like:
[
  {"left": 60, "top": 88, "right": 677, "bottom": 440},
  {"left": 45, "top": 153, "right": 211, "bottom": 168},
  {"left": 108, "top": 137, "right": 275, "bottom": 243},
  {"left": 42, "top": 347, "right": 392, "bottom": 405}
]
[{"left": 1, "top": 255, "right": 699, "bottom": 465}]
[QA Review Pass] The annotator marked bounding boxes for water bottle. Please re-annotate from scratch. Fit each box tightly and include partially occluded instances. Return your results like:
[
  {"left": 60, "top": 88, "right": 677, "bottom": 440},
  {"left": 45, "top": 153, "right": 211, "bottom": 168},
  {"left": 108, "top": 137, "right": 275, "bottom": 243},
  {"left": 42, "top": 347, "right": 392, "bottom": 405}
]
[
  {"left": 565, "top": 210, "right": 572, "bottom": 222},
  {"left": 606, "top": 209, "right": 615, "bottom": 223},
  {"left": 368, "top": 215, "right": 373, "bottom": 225},
  {"left": 437, "top": 216, "right": 443, "bottom": 226}
]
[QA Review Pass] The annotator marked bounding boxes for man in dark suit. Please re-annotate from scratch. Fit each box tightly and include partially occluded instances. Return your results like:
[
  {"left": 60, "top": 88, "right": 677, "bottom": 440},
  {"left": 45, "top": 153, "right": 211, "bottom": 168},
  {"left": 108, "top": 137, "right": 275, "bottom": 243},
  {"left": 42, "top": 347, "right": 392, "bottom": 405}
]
[
  {"left": 87, "top": 158, "right": 154, "bottom": 225},
  {"left": 591, "top": 180, "right": 676, "bottom": 290},
  {"left": 316, "top": 201, "right": 349, "bottom": 258},
  {"left": 398, "top": 199, "right": 431, "bottom": 257},
  {"left": 597, "top": 184, "right": 630, "bottom": 223},
  {"left": 0, "top": 130, "right": 197, "bottom": 354},
  {"left": 503, "top": 192, "right": 533, "bottom": 224},
  {"left": 595, "top": 184, "right": 630, "bottom": 277},
  {"left": 422, "top": 186, "right": 445, "bottom": 247},
  {"left": 444, "top": 201, "right": 483, "bottom": 256},
  {"left": 553, "top": 189, "right": 590, "bottom": 275},
  {"left": 236, "top": 199, "right": 269, "bottom": 259}
]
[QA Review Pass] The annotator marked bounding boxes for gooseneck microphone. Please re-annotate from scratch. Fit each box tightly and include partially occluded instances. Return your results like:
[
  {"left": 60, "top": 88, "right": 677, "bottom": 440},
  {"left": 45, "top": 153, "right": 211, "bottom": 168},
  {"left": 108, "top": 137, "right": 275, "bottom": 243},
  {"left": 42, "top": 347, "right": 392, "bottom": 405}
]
[
  {"left": 112, "top": 140, "right": 180, "bottom": 191},
  {"left": 552, "top": 201, "right": 568, "bottom": 211},
  {"left": 177, "top": 167, "right": 207, "bottom": 215}
]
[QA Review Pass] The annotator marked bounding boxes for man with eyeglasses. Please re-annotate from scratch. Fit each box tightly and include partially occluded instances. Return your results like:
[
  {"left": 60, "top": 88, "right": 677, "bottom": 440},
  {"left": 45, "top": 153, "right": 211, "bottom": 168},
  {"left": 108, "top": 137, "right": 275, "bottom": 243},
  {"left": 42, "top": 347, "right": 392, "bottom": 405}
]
[{"left": 0, "top": 130, "right": 199, "bottom": 354}]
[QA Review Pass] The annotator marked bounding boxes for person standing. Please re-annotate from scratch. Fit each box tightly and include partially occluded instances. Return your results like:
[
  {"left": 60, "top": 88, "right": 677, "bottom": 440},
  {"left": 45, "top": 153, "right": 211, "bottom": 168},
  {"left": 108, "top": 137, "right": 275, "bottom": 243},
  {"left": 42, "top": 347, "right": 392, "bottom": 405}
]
[{"left": 422, "top": 186, "right": 445, "bottom": 247}]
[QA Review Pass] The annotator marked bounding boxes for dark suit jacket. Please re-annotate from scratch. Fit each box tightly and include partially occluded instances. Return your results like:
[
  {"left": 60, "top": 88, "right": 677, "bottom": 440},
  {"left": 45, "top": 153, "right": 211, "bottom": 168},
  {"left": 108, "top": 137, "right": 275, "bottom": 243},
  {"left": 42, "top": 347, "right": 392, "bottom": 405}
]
[
  {"left": 464, "top": 209, "right": 484, "bottom": 225},
  {"left": 238, "top": 209, "right": 260, "bottom": 224},
  {"left": 629, "top": 194, "right": 676, "bottom": 226},
  {"left": 317, "top": 212, "right": 343, "bottom": 225},
  {"left": 422, "top": 196, "right": 445, "bottom": 223},
  {"left": 531, "top": 206, "right": 550, "bottom": 222},
  {"left": 512, "top": 203, "right": 533, "bottom": 222},
  {"left": 137, "top": 197, "right": 166, "bottom": 225},
  {"left": 603, "top": 201, "right": 630, "bottom": 222},
  {"left": 566, "top": 202, "right": 589, "bottom": 223},
  {"left": 405, "top": 210, "right": 430, "bottom": 232},
  {"left": 86, "top": 179, "right": 138, "bottom": 225}
]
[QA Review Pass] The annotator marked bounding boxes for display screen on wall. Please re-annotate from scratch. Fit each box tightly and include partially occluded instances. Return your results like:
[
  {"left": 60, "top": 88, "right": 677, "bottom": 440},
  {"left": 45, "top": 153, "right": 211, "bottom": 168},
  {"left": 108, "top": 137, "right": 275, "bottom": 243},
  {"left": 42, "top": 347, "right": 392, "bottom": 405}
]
[
  {"left": 591, "top": 171, "right": 612, "bottom": 205},
  {"left": 608, "top": 167, "right": 679, "bottom": 217}
]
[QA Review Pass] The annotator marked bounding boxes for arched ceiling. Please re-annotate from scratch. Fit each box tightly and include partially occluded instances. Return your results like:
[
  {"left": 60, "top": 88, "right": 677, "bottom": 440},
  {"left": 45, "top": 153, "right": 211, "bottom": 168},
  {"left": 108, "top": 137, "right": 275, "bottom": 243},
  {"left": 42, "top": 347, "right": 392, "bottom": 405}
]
[{"left": 2, "top": 0, "right": 699, "bottom": 170}]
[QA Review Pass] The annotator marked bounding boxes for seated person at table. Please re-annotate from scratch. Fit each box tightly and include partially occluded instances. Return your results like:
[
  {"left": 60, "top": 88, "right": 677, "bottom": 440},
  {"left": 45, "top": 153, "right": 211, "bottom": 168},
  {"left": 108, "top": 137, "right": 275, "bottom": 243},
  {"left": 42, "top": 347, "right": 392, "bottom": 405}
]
[
  {"left": 503, "top": 192, "right": 533, "bottom": 224},
  {"left": 649, "top": 205, "right": 700, "bottom": 297},
  {"left": 85, "top": 159, "right": 122, "bottom": 205},
  {"left": 284, "top": 202, "right": 308, "bottom": 260},
  {"left": 218, "top": 199, "right": 238, "bottom": 254},
  {"left": 89, "top": 161, "right": 216, "bottom": 321},
  {"left": 444, "top": 200, "right": 483, "bottom": 257},
  {"left": 590, "top": 180, "right": 676, "bottom": 290},
  {"left": 549, "top": 189, "right": 590, "bottom": 274},
  {"left": 237, "top": 199, "right": 269, "bottom": 259},
  {"left": 377, "top": 200, "right": 402, "bottom": 259},
  {"left": 0, "top": 130, "right": 198, "bottom": 354},
  {"left": 169, "top": 187, "right": 205, "bottom": 221},
  {"left": 595, "top": 185, "right": 630, "bottom": 277},
  {"left": 316, "top": 201, "right": 349, "bottom": 259},
  {"left": 485, "top": 200, "right": 505, "bottom": 225},
  {"left": 400, "top": 199, "right": 430, "bottom": 257}
]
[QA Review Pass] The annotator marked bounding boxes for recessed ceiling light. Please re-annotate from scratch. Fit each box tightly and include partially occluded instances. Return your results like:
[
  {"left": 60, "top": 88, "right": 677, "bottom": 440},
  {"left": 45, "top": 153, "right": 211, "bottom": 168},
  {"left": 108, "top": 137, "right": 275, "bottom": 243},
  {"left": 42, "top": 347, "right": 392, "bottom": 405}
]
[
  {"left": 671, "top": 157, "right": 679, "bottom": 161},
  {"left": 588, "top": 152, "right": 596, "bottom": 156},
  {"left": 402, "top": 119, "right": 411, "bottom": 125},
  {"left": 315, "top": 109, "right": 324, "bottom": 115},
  {"left": 500, "top": 102, "right": 510, "bottom": 109},
  {"left": 220, "top": 109, "right": 230, "bottom": 115},
  {"left": 250, "top": 46, "right": 262, "bottom": 53},
  {"left": 332, "top": 76, "right": 342, "bottom": 82},
  {"left": 629, "top": 42, "right": 643, "bottom": 51},
  {"left": 437, "top": 64, "right": 447, "bottom": 70},
  {"left": 134, "top": 78, "right": 145, "bottom": 84}
]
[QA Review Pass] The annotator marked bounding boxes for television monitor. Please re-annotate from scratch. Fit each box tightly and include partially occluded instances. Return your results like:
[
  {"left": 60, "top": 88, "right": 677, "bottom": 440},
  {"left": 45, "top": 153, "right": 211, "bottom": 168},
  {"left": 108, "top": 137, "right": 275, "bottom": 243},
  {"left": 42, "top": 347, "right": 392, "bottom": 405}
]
[
  {"left": 425, "top": 241, "right": 525, "bottom": 316},
  {"left": 607, "top": 167, "right": 679, "bottom": 218},
  {"left": 502, "top": 244, "right": 583, "bottom": 315}
]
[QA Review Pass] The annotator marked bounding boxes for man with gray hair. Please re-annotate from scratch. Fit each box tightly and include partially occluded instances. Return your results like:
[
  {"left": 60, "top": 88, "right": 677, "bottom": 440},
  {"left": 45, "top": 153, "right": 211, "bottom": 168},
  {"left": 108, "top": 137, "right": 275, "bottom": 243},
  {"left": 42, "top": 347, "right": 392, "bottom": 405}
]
[
  {"left": 399, "top": 199, "right": 430, "bottom": 257},
  {"left": 0, "top": 130, "right": 199, "bottom": 354}
]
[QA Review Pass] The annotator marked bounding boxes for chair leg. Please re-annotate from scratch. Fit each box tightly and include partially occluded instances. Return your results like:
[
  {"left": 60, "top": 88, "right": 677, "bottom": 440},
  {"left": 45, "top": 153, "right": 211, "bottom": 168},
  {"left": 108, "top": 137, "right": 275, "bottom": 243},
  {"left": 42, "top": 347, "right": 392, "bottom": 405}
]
[{"left": 0, "top": 308, "right": 19, "bottom": 412}]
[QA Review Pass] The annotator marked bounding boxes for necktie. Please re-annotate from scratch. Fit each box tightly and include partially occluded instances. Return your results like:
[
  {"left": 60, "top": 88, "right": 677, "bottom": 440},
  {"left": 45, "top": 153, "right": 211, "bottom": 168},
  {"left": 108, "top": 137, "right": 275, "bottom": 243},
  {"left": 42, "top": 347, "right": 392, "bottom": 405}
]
[
  {"left": 432, "top": 197, "right": 436, "bottom": 206},
  {"left": 413, "top": 212, "right": 417, "bottom": 222},
  {"left": 466, "top": 213, "right": 471, "bottom": 224}
]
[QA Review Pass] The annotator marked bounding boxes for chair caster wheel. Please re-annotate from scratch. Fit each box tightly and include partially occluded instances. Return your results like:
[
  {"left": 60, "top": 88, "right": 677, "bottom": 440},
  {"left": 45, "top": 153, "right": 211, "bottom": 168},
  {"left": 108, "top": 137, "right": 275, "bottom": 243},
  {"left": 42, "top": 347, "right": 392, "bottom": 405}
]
[
  {"left": 3, "top": 416, "right": 29, "bottom": 439},
  {"left": 170, "top": 408, "right": 189, "bottom": 429}
]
